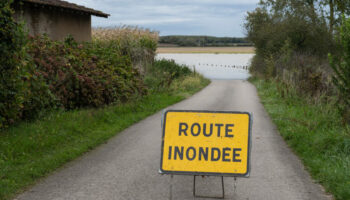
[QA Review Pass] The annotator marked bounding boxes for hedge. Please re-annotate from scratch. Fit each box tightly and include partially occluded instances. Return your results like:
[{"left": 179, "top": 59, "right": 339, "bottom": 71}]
[{"left": 0, "top": 3, "right": 158, "bottom": 128}]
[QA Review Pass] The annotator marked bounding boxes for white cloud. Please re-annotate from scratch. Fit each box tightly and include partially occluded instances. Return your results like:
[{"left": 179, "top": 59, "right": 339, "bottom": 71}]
[
  {"left": 67, "top": 0, "right": 259, "bottom": 36},
  {"left": 119, "top": 18, "right": 194, "bottom": 25}
]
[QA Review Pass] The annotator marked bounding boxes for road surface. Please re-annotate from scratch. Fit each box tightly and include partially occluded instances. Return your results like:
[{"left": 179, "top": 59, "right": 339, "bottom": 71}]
[{"left": 16, "top": 80, "right": 332, "bottom": 200}]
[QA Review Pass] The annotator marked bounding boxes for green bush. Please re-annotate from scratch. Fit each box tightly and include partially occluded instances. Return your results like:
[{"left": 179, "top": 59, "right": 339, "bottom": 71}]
[
  {"left": 152, "top": 59, "right": 191, "bottom": 79},
  {"left": 92, "top": 27, "right": 158, "bottom": 74},
  {"left": 28, "top": 36, "right": 147, "bottom": 109},
  {"left": 144, "top": 59, "right": 192, "bottom": 91},
  {"left": 245, "top": 0, "right": 335, "bottom": 81},
  {"left": 252, "top": 78, "right": 350, "bottom": 200},
  {"left": 1, "top": 3, "right": 160, "bottom": 128},
  {"left": 329, "top": 17, "right": 350, "bottom": 123},
  {"left": 0, "top": 1, "right": 50, "bottom": 127},
  {"left": 244, "top": 1, "right": 340, "bottom": 100},
  {"left": 0, "top": 1, "right": 26, "bottom": 128},
  {"left": 1, "top": 2, "right": 153, "bottom": 127},
  {"left": 170, "top": 73, "right": 209, "bottom": 94}
]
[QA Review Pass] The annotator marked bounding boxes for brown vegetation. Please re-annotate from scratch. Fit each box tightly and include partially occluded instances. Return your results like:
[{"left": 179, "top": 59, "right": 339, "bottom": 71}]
[
  {"left": 92, "top": 26, "right": 159, "bottom": 73},
  {"left": 92, "top": 26, "right": 158, "bottom": 42}
]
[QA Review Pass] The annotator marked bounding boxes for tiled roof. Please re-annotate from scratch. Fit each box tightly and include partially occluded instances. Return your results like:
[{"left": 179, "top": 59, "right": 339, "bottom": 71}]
[{"left": 21, "top": 0, "right": 109, "bottom": 18}]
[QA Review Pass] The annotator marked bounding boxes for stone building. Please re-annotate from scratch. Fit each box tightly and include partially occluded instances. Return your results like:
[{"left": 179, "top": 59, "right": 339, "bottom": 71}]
[{"left": 13, "top": 0, "right": 109, "bottom": 42}]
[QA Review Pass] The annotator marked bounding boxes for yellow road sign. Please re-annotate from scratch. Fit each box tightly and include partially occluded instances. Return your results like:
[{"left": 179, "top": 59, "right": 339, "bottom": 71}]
[{"left": 160, "top": 110, "right": 252, "bottom": 177}]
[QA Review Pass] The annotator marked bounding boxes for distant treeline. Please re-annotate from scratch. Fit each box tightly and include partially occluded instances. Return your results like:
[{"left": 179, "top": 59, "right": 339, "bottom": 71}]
[{"left": 159, "top": 35, "right": 252, "bottom": 47}]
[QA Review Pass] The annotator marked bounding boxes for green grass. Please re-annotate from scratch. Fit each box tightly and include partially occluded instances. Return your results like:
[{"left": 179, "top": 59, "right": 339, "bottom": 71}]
[
  {"left": 250, "top": 77, "right": 350, "bottom": 200},
  {"left": 0, "top": 75, "right": 210, "bottom": 200}
]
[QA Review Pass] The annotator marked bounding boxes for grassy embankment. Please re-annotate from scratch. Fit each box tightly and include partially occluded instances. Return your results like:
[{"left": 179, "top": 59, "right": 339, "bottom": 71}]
[
  {"left": 156, "top": 46, "right": 255, "bottom": 54},
  {"left": 0, "top": 26, "right": 210, "bottom": 200},
  {"left": 0, "top": 76, "right": 209, "bottom": 200},
  {"left": 250, "top": 78, "right": 350, "bottom": 200}
]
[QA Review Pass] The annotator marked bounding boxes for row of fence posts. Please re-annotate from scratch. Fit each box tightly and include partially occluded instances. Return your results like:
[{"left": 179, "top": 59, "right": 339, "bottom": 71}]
[{"left": 194, "top": 63, "right": 249, "bottom": 70}]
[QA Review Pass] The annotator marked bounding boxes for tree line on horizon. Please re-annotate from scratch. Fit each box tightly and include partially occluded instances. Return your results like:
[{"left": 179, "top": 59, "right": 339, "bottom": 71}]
[{"left": 158, "top": 35, "right": 252, "bottom": 47}]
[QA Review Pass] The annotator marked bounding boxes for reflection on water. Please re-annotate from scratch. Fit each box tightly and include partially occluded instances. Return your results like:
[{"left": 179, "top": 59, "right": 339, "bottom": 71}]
[{"left": 156, "top": 53, "right": 254, "bottom": 80}]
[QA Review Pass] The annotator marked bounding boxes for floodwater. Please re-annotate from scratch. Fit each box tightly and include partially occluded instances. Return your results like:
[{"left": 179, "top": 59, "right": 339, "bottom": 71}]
[{"left": 156, "top": 53, "right": 254, "bottom": 80}]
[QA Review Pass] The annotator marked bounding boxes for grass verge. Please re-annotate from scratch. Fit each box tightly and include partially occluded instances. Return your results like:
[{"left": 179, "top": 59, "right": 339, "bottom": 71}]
[
  {"left": 0, "top": 75, "right": 210, "bottom": 200},
  {"left": 250, "top": 77, "right": 350, "bottom": 200}
]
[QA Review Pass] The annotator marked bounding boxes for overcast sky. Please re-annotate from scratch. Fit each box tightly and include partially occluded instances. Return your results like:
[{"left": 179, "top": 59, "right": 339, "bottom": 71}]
[{"left": 67, "top": 0, "right": 259, "bottom": 37}]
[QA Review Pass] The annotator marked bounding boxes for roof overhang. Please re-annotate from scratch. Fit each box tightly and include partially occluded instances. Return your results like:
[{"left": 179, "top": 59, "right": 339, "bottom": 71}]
[{"left": 20, "top": 0, "right": 110, "bottom": 18}]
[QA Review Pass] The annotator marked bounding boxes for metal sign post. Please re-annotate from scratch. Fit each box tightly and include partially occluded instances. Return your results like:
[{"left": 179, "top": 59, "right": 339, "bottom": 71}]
[
  {"left": 193, "top": 176, "right": 225, "bottom": 199},
  {"left": 161, "top": 110, "right": 252, "bottom": 199},
  {"left": 169, "top": 175, "right": 173, "bottom": 200}
]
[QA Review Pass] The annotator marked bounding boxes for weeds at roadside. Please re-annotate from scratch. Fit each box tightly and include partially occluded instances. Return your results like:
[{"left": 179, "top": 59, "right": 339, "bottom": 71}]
[{"left": 251, "top": 78, "right": 350, "bottom": 200}]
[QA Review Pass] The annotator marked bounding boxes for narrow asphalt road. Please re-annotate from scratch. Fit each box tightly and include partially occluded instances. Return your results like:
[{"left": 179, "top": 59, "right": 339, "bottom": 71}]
[{"left": 17, "top": 80, "right": 332, "bottom": 200}]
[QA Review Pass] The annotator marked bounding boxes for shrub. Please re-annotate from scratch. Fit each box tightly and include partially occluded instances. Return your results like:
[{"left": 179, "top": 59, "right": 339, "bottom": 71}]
[
  {"left": 144, "top": 59, "right": 192, "bottom": 92},
  {"left": 245, "top": 1, "right": 334, "bottom": 60},
  {"left": 245, "top": 0, "right": 335, "bottom": 85},
  {"left": 92, "top": 26, "right": 158, "bottom": 73},
  {"left": 144, "top": 59, "right": 192, "bottom": 91},
  {"left": 0, "top": 1, "right": 58, "bottom": 128},
  {"left": 152, "top": 59, "right": 192, "bottom": 79},
  {"left": 28, "top": 36, "right": 147, "bottom": 109},
  {"left": 170, "top": 73, "right": 208, "bottom": 93},
  {"left": 1, "top": 5, "right": 156, "bottom": 128},
  {"left": 0, "top": 0, "right": 27, "bottom": 127},
  {"left": 329, "top": 17, "right": 350, "bottom": 123}
]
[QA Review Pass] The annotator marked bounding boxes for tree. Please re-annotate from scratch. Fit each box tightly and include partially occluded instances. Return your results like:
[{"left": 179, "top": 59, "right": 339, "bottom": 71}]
[
  {"left": 0, "top": 0, "right": 29, "bottom": 127},
  {"left": 329, "top": 0, "right": 335, "bottom": 33},
  {"left": 329, "top": 16, "right": 350, "bottom": 123},
  {"left": 321, "top": 0, "right": 350, "bottom": 33},
  {"left": 245, "top": 0, "right": 333, "bottom": 57}
]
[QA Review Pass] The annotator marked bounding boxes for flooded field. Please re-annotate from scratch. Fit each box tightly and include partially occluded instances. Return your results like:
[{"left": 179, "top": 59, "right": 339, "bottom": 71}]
[
  {"left": 157, "top": 47, "right": 255, "bottom": 54},
  {"left": 156, "top": 53, "right": 254, "bottom": 80}
]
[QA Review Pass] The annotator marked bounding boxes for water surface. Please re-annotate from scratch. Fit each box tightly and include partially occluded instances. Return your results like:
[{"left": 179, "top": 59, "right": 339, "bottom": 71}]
[{"left": 156, "top": 53, "right": 254, "bottom": 80}]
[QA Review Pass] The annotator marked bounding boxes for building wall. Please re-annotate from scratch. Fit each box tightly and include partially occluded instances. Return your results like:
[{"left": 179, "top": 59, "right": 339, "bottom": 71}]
[{"left": 14, "top": 4, "right": 91, "bottom": 42}]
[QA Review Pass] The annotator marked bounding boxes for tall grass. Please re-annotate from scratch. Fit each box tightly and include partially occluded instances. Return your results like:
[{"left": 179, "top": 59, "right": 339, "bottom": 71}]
[
  {"left": 93, "top": 26, "right": 159, "bottom": 74},
  {"left": 251, "top": 78, "right": 350, "bottom": 200},
  {"left": 92, "top": 26, "right": 159, "bottom": 43}
]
